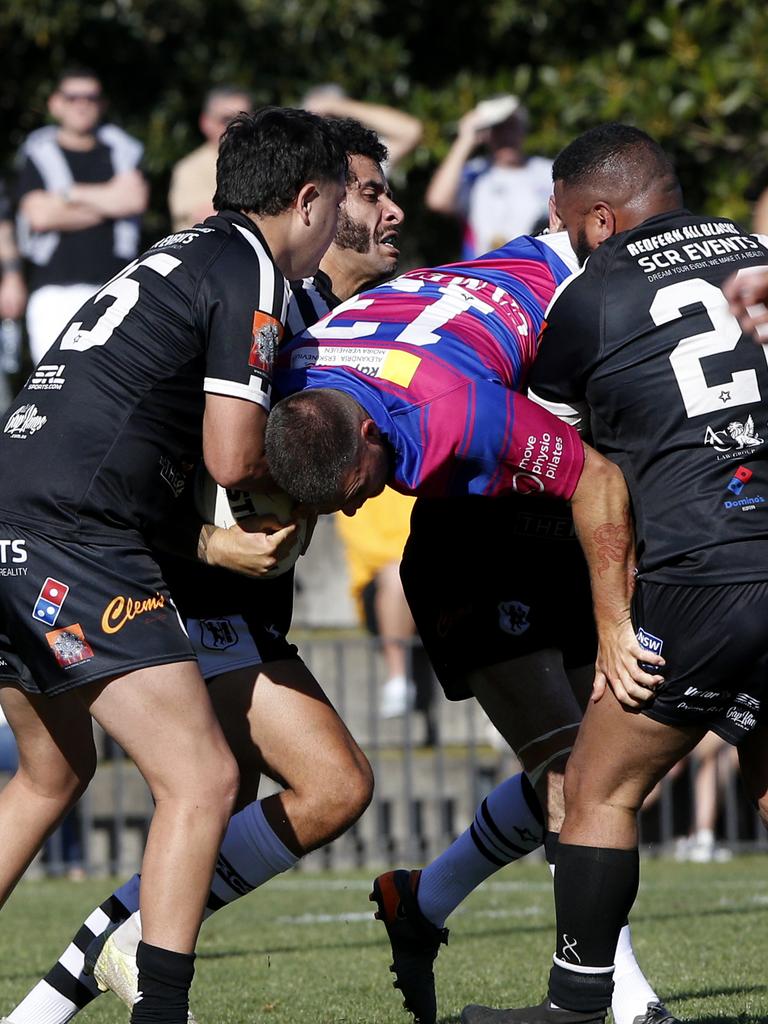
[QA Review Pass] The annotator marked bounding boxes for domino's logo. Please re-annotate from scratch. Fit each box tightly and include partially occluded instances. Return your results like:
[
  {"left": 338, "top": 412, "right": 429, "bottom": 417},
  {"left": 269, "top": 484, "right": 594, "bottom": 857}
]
[
  {"left": 636, "top": 628, "right": 664, "bottom": 656},
  {"left": 32, "top": 577, "right": 70, "bottom": 627},
  {"left": 723, "top": 464, "right": 766, "bottom": 510},
  {"left": 726, "top": 465, "right": 752, "bottom": 496}
]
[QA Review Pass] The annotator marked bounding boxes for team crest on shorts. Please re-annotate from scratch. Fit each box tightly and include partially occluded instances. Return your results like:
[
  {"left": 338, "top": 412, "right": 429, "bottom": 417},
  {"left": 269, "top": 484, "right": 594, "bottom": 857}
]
[
  {"left": 498, "top": 600, "right": 531, "bottom": 637},
  {"left": 199, "top": 618, "right": 239, "bottom": 650},
  {"left": 45, "top": 623, "right": 94, "bottom": 669},
  {"left": 249, "top": 312, "right": 283, "bottom": 376}
]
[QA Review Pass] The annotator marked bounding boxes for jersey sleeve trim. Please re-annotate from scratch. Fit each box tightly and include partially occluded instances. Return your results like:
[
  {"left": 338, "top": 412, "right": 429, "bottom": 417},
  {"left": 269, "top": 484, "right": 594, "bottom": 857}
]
[
  {"left": 204, "top": 375, "right": 271, "bottom": 410},
  {"left": 528, "top": 387, "right": 589, "bottom": 434}
]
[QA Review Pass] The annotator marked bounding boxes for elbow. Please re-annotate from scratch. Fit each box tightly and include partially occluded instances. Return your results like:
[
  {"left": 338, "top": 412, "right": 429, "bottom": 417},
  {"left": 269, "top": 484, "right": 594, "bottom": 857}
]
[
  {"left": 123, "top": 185, "right": 149, "bottom": 218},
  {"left": 207, "top": 454, "right": 270, "bottom": 491},
  {"left": 401, "top": 119, "right": 424, "bottom": 151},
  {"left": 574, "top": 446, "right": 623, "bottom": 503},
  {"left": 424, "top": 189, "right": 456, "bottom": 216}
]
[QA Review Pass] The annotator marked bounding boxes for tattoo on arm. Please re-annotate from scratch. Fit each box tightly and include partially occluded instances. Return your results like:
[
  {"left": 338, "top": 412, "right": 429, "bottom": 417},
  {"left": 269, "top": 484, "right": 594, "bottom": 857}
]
[{"left": 593, "top": 520, "right": 631, "bottom": 576}]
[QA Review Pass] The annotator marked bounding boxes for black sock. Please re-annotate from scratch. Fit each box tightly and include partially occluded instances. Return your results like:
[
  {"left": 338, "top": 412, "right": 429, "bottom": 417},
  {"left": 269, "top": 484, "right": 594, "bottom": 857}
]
[
  {"left": 130, "top": 941, "right": 195, "bottom": 1024},
  {"left": 544, "top": 830, "right": 560, "bottom": 866},
  {"left": 548, "top": 843, "right": 639, "bottom": 1013}
]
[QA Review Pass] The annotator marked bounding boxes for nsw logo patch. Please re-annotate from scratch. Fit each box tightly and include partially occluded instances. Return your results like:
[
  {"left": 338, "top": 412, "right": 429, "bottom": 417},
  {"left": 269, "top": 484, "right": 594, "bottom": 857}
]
[{"left": 636, "top": 627, "right": 664, "bottom": 656}]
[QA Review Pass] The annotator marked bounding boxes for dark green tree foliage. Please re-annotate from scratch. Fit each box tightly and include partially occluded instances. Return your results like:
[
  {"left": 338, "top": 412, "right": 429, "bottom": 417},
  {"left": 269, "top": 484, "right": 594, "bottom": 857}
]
[{"left": 1, "top": 0, "right": 766, "bottom": 263}]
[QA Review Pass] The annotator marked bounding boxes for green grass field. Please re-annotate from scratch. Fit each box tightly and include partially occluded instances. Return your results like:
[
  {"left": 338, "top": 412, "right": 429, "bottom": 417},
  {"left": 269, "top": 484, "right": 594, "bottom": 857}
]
[{"left": 0, "top": 857, "right": 765, "bottom": 1023}]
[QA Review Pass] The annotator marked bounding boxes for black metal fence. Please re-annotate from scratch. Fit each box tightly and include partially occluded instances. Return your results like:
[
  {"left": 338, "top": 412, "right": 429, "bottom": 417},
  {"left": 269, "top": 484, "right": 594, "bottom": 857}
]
[{"left": 9, "top": 633, "right": 766, "bottom": 879}]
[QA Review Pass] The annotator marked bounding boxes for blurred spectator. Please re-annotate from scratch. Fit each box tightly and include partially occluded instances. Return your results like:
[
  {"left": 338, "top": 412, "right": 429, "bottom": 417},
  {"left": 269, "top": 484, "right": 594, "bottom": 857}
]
[
  {"left": 0, "top": 178, "right": 27, "bottom": 411},
  {"left": 425, "top": 95, "right": 552, "bottom": 258},
  {"left": 754, "top": 187, "right": 768, "bottom": 235},
  {"left": 168, "top": 85, "right": 253, "bottom": 231},
  {"left": 751, "top": 165, "right": 768, "bottom": 235},
  {"left": 15, "top": 67, "right": 147, "bottom": 365},
  {"left": 0, "top": 702, "right": 19, "bottom": 774},
  {"left": 303, "top": 86, "right": 422, "bottom": 170},
  {"left": 335, "top": 488, "right": 419, "bottom": 718},
  {"left": 673, "top": 733, "right": 737, "bottom": 863},
  {"left": 643, "top": 732, "right": 737, "bottom": 862}
]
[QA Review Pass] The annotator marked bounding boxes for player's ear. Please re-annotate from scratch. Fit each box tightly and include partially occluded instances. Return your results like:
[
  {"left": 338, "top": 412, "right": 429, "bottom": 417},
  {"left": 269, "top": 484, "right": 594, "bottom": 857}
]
[
  {"left": 361, "top": 418, "right": 382, "bottom": 445},
  {"left": 548, "top": 195, "right": 564, "bottom": 233},
  {"left": 296, "top": 183, "right": 320, "bottom": 226},
  {"left": 48, "top": 91, "right": 62, "bottom": 118},
  {"left": 591, "top": 201, "right": 616, "bottom": 243}
]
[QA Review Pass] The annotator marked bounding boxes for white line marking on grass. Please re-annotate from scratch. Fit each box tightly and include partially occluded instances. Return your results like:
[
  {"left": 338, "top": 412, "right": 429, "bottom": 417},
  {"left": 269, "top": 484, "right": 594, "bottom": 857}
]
[
  {"left": 276, "top": 905, "right": 547, "bottom": 926},
  {"left": 269, "top": 878, "right": 553, "bottom": 893},
  {"left": 269, "top": 874, "right": 766, "bottom": 895}
]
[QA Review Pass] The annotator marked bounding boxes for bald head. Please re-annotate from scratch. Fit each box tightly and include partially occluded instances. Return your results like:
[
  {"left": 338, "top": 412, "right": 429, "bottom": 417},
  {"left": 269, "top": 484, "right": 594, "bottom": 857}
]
[{"left": 552, "top": 124, "right": 683, "bottom": 263}]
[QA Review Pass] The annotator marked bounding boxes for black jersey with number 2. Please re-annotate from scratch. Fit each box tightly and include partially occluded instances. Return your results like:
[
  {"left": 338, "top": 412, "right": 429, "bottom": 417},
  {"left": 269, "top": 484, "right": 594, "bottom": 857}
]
[
  {"left": 528, "top": 210, "right": 768, "bottom": 584},
  {"left": 0, "top": 211, "right": 288, "bottom": 543}
]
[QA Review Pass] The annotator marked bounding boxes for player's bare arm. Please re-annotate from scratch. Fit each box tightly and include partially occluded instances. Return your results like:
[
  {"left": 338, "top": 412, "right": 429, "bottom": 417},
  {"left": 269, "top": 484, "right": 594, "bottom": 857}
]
[
  {"left": 203, "top": 395, "right": 271, "bottom": 490},
  {"left": 570, "top": 444, "right": 664, "bottom": 708},
  {"left": 19, "top": 189, "right": 104, "bottom": 232},
  {"left": 68, "top": 169, "right": 149, "bottom": 219}
]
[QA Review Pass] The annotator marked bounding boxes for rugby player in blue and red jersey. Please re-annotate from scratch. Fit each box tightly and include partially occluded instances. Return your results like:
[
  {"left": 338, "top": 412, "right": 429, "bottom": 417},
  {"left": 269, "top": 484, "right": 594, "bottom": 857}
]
[{"left": 266, "top": 229, "right": 669, "bottom": 1024}]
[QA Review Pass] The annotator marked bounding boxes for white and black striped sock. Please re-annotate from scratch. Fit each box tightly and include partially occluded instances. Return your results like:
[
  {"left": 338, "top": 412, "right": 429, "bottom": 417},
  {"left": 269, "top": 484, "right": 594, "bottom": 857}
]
[{"left": 6, "top": 876, "right": 139, "bottom": 1024}]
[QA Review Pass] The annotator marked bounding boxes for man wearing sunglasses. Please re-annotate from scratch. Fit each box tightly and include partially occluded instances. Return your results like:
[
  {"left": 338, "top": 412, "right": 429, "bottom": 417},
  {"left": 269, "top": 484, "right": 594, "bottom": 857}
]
[{"left": 15, "top": 66, "right": 148, "bottom": 365}]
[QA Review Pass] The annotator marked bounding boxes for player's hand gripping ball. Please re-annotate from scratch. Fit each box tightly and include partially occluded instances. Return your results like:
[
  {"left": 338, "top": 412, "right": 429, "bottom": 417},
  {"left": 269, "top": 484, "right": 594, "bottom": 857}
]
[{"left": 195, "top": 470, "right": 310, "bottom": 578}]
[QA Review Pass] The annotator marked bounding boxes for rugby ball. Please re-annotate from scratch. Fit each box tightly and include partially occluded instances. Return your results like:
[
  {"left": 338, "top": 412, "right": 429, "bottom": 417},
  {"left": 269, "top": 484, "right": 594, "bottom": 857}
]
[{"left": 194, "top": 469, "right": 309, "bottom": 578}]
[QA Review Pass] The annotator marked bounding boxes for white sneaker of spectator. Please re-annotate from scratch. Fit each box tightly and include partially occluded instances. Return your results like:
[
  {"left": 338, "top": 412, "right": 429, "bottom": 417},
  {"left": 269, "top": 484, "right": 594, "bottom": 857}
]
[
  {"left": 674, "top": 829, "right": 732, "bottom": 863},
  {"left": 380, "top": 675, "right": 416, "bottom": 718}
]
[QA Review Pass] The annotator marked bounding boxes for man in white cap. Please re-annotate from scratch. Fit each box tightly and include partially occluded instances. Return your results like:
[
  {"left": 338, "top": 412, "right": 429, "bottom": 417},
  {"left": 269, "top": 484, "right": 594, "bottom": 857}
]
[{"left": 425, "top": 95, "right": 552, "bottom": 258}]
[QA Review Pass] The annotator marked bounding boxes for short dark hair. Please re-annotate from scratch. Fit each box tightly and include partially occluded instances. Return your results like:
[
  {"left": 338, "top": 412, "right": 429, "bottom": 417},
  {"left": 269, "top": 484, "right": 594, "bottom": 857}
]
[
  {"left": 265, "top": 389, "right": 365, "bottom": 506},
  {"left": 328, "top": 117, "right": 389, "bottom": 174},
  {"left": 214, "top": 106, "right": 347, "bottom": 216},
  {"left": 553, "top": 123, "right": 680, "bottom": 200},
  {"left": 56, "top": 67, "right": 102, "bottom": 91}
]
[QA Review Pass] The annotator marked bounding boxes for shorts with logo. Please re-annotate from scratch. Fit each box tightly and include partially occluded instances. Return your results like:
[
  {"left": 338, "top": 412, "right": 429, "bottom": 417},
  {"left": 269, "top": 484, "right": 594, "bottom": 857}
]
[
  {"left": 400, "top": 495, "right": 596, "bottom": 701},
  {"left": 157, "top": 554, "right": 298, "bottom": 681},
  {"left": 632, "top": 578, "right": 768, "bottom": 744},
  {"left": 0, "top": 522, "right": 197, "bottom": 696}
]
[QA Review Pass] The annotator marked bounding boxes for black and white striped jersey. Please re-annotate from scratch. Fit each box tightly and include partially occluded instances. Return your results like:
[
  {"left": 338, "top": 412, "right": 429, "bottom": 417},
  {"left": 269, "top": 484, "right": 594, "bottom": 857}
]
[
  {"left": 0, "top": 210, "right": 288, "bottom": 542},
  {"left": 528, "top": 209, "right": 768, "bottom": 584},
  {"left": 286, "top": 269, "right": 340, "bottom": 339}
]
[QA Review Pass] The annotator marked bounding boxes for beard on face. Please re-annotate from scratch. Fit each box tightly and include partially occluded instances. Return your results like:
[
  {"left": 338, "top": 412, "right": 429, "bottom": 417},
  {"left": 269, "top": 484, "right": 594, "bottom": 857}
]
[
  {"left": 334, "top": 208, "right": 372, "bottom": 254},
  {"left": 575, "top": 225, "right": 593, "bottom": 267}
]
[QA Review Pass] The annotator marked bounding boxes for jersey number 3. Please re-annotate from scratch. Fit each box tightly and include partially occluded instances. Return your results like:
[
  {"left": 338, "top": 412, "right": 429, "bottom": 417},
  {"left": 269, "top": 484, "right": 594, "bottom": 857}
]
[
  {"left": 651, "top": 278, "right": 768, "bottom": 418},
  {"left": 60, "top": 253, "right": 182, "bottom": 353}
]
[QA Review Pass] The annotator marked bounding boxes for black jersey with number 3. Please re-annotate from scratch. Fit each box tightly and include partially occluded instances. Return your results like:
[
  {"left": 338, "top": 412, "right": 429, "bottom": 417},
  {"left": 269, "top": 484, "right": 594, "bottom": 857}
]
[
  {"left": 528, "top": 210, "right": 768, "bottom": 584},
  {"left": 0, "top": 211, "right": 288, "bottom": 543}
]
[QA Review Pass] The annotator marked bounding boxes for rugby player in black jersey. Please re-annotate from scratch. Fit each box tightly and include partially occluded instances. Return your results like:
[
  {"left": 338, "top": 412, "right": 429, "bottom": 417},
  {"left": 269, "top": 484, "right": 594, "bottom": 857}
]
[
  {"left": 461, "top": 126, "right": 768, "bottom": 1024},
  {"left": 0, "top": 107, "right": 346, "bottom": 1024},
  {"left": 0, "top": 118, "right": 405, "bottom": 1024}
]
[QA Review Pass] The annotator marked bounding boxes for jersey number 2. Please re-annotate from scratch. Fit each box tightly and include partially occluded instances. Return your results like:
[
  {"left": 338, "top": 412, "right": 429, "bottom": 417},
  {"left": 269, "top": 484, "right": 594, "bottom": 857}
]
[
  {"left": 651, "top": 278, "right": 767, "bottom": 417},
  {"left": 60, "top": 253, "right": 182, "bottom": 353}
]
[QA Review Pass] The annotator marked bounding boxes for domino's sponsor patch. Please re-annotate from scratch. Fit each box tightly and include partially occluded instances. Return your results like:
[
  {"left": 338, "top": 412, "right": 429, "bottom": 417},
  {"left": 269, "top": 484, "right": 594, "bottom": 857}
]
[
  {"left": 32, "top": 577, "right": 70, "bottom": 627},
  {"left": 636, "top": 627, "right": 663, "bottom": 656}
]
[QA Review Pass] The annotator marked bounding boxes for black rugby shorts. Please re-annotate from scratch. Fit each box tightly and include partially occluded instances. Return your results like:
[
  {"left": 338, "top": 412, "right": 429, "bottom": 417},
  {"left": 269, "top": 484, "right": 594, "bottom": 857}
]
[
  {"left": 158, "top": 553, "right": 299, "bottom": 680},
  {"left": 633, "top": 578, "right": 768, "bottom": 744},
  {"left": 400, "top": 495, "right": 596, "bottom": 700},
  {"left": 0, "top": 523, "right": 195, "bottom": 696}
]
